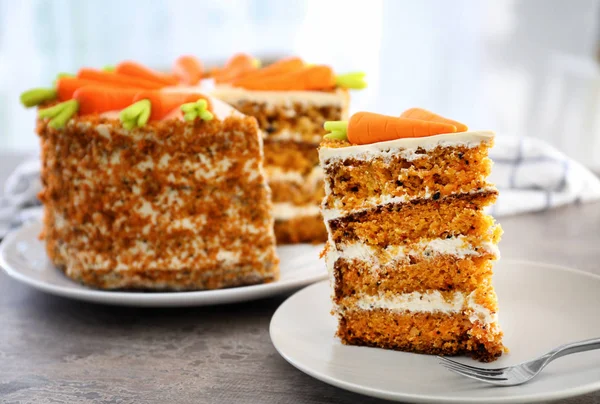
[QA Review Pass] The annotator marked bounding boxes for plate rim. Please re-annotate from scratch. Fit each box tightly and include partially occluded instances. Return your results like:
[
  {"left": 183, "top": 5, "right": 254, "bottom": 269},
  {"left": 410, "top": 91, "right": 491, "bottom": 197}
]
[
  {"left": 0, "top": 221, "right": 327, "bottom": 307},
  {"left": 269, "top": 261, "right": 600, "bottom": 404}
]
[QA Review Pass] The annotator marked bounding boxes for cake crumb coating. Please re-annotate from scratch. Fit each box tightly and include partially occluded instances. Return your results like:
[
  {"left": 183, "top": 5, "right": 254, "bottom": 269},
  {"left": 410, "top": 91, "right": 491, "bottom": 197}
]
[{"left": 38, "top": 114, "right": 279, "bottom": 290}]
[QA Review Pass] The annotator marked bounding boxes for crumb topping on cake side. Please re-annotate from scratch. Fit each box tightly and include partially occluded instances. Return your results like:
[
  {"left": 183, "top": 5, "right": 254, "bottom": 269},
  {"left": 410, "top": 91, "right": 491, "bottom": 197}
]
[
  {"left": 205, "top": 54, "right": 364, "bottom": 244},
  {"left": 20, "top": 57, "right": 282, "bottom": 290},
  {"left": 38, "top": 113, "right": 279, "bottom": 290}
]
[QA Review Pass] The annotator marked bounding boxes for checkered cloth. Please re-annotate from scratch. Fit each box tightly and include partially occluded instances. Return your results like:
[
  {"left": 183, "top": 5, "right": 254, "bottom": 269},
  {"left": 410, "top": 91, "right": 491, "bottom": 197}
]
[
  {"left": 489, "top": 136, "right": 600, "bottom": 216},
  {"left": 1, "top": 135, "right": 600, "bottom": 239}
]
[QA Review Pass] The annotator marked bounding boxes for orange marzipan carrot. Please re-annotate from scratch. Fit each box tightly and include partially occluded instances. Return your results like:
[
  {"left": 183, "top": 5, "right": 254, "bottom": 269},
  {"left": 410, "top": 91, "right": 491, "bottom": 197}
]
[
  {"left": 172, "top": 55, "right": 203, "bottom": 85},
  {"left": 212, "top": 53, "right": 258, "bottom": 84},
  {"left": 400, "top": 108, "right": 468, "bottom": 132},
  {"left": 134, "top": 91, "right": 211, "bottom": 120},
  {"left": 73, "top": 86, "right": 141, "bottom": 115},
  {"left": 347, "top": 112, "right": 457, "bottom": 145},
  {"left": 235, "top": 65, "right": 335, "bottom": 91},
  {"left": 56, "top": 77, "right": 148, "bottom": 101},
  {"left": 77, "top": 68, "right": 164, "bottom": 90},
  {"left": 115, "top": 61, "right": 179, "bottom": 86},
  {"left": 232, "top": 56, "right": 304, "bottom": 86}
]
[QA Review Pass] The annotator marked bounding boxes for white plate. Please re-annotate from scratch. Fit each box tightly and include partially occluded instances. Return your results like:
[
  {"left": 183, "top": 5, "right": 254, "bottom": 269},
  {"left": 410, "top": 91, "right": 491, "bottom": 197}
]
[
  {"left": 0, "top": 221, "right": 326, "bottom": 307},
  {"left": 270, "top": 260, "right": 600, "bottom": 403}
]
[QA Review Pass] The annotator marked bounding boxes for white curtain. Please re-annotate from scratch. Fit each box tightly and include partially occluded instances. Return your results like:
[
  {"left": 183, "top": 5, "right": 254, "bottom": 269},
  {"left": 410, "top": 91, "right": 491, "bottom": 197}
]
[{"left": 1, "top": 0, "right": 599, "bottom": 169}]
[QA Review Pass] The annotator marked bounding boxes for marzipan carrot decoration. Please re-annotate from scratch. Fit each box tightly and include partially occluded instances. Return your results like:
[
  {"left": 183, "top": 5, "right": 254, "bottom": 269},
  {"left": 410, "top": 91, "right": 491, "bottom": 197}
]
[
  {"left": 401, "top": 108, "right": 468, "bottom": 132},
  {"left": 180, "top": 99, "right": 213, "bottom": 122},
  {"left": 132, "top": 91, "right": 211, "bottom": 121},
  {"left": 236, "top": 65, "right": 336, "bottom": 91},
  {"left": 20, "top": 88, "right": 60, "bottom": 108},
  {"left": 38, "top": 86, "right": 140, "bottom": 129},
  {"left": 20, "top": 75, "right": 144, "bottom": 108},
  {"left": 232, "top": 56, "right": 304, "bottom": 86},
  {"left": 335, "top": 72, "right": 367, "bottom": 90},
  {"left": 323, "top": 112, "right": 458, "bottom": 145},
  {"left": 74, "top": 86, "right": 141, "bottom": 116},
  {"left": 57, "top": 77, "right": 141, "bottom": 102},
  {"left": 235, "top": 64, "right": 367, "bottom": 91},
  {"left": 212, "top": 53, "right": 259, "bottom": 84},
  {"left": 115, "top": 61, "right": 179, "bottom": 86},
  {"left": 120, "top": 91, "right": 213, "bottom": 129},
  {"left": 38, "top": 101, "right": 79, "bottom": 129},
  {"left": 38, "top": 86, "right": 213, "bottom": 130},
  {"left": 172, "top": 55, "right": 204, "bottom": 85},
  {"left": 78, "top": 68, "right": 164, "bottom": 90}
]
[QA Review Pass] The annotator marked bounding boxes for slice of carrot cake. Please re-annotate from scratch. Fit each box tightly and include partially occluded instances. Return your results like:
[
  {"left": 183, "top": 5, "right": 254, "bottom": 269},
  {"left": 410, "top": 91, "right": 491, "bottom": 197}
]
[
  {"left": 319, "top": 109, "right": 504, "bottom": 361},
  {"left": 20, "top": 61, "right": 279, "bottom": 290},
  {"left": 208, "top": 55, "right": 365, "bottom": 244}
]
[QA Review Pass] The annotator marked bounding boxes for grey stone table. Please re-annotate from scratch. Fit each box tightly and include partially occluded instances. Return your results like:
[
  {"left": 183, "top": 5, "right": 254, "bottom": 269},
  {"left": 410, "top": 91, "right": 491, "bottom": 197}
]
[{"left": 1, "top": 153, "right": 599, "bottom": 404}]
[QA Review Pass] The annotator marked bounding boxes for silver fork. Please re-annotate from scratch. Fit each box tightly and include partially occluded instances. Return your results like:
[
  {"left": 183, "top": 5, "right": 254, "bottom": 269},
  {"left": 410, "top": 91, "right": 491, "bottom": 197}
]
[{"left": 438, "top": 337, "right": 600, "bottom": 386}]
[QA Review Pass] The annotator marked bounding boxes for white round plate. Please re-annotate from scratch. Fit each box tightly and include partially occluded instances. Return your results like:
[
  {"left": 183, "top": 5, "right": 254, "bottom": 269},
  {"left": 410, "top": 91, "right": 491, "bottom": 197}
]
[
  {"left": 270, "top": 260, "right": 600, "bottom": 403},
  {"left": 0, "top": 221, "right": 326, "bottom": 307}
]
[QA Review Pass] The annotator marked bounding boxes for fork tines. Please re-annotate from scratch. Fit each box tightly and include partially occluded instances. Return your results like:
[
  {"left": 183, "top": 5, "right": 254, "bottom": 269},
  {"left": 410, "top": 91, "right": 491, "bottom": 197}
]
[{"left": 437, "top": 356, "right": 509, "bottom": 382}]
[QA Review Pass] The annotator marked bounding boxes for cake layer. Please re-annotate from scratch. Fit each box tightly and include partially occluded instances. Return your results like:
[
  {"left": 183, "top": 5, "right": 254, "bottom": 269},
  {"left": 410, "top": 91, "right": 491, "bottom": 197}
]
[
  {"left": 331, "top": 251, "right": 497, "bottom": 298},
  {"left": 272, "top": 202, "right": 321, "bottom": 221},
  {"left": 264, "top": 140, "right": 320, "bottom": 173},
  {"left": 229, "top": 100, "right": 341, "bottom": 140},
  {"left": 322, "top": 143, "right": 492, "bottom": 214},
  {"left": 212, "top": 87, "right": 349, "bottom": 141},
  {"left": 274, "top": 214, "right": 328, "bottom": 244},
  {"left": 214, "top": 93, "right": 347, "bottom": 143},
  {"left": 39, "top": 115, "right": 279, "bottom": 288},
  {"left": 337, "top": 308, "right": 503, "bottom": 362},
  {"left": 328, "top": 191, "right": 500, "bottom": 247},
  {"left": 269, "top": 176, "right": 324, "bottom": 205}
]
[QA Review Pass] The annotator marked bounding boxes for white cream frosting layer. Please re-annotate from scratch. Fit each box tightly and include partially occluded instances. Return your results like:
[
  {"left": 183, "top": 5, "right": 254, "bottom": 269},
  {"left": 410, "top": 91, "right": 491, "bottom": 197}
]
[
  {"left": 331, "top": 236, "right": 499, "bottom": 266},
  {"left": 265, "top": 130, "right": 322, "bottom": 144},
  {"left": 211, "top": 86, "right": 349, "bottom": 108},
  {"left": 350, "top": 290, "right": 497, "bottom": 327},
  {"left": 266, "top": 166, "right": 323, "bottom": 186},
  {"left": 272, "top": 202, "right": 321, "bottom": 221},
  {"left": 319, "top": 131, "right": 494, "bottom": 164}
]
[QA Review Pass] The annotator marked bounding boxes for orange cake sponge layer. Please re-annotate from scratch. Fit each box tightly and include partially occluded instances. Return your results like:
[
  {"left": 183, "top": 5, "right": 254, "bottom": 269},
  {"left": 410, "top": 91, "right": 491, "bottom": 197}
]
[
  {"left": 337, "top": 309, "right": 504, "bottom": 362},
  {"left": 332, "top": 253, "right": 497, "bottom": 300},
  {"left": 323, "top": 143, "right": 492, "bottom": 212},
  {"left": 220, "top": 97, "right": 346, "bottom": 142},
  {"left": 274, "top": 215, "right": 328, "bottom": 244},
  {"left": 328, "top": 192, "right": 499, "bottom": 247},
  {"left": 264, "top": 140, "right": 320, "bottom": 173},
  {"left": 269, "top": 178, "right": 324, "bottom": 205}
]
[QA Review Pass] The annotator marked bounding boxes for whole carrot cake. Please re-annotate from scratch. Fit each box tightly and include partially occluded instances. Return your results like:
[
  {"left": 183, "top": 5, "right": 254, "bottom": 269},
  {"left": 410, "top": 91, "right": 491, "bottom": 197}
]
[
  {"left": 20, "top": 60, "right": 279, "bottom": 290},
  {"left": 206, "top": 54, "right": 365, "bottom": 244},
  {"left": 319, "top": 109, "right": 504, "bottom": 361}
]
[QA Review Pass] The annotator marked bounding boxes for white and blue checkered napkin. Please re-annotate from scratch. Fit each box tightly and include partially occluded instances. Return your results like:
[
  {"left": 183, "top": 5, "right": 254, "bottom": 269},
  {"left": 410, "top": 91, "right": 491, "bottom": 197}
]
[
  {"left": 0, "top": 159, "right": 42, "bottom": 239},
  {"left": 1, "top": 135, "right": 599, "bottom": 239},
  {"left": 489, "top": 135, "right": 600, "bottom": 216}
]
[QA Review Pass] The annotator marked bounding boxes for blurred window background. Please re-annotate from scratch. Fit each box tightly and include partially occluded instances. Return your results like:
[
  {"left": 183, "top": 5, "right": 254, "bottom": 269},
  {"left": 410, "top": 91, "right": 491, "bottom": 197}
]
[{"left": 1, "top": 0, "right": 599, "bottom": 169}]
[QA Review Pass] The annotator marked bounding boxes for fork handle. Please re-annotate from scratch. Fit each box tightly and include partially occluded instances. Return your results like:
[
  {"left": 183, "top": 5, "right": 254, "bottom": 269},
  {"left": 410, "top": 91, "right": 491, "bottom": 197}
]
[{"left": 549, "top": 337, "right": 600, "bottom": 360}]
